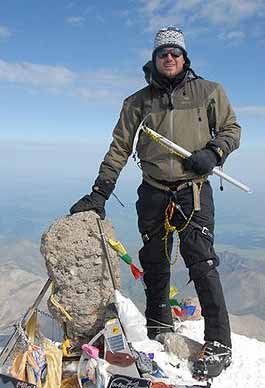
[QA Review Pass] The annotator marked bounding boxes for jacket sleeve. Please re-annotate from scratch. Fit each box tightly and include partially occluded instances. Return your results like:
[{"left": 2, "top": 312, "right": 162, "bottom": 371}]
[
  {"left": 207, "top": 83, "right": 241, "bottom": 165},
  {"left": 92, "top": 97, "right": 142, "bottom": 198}
]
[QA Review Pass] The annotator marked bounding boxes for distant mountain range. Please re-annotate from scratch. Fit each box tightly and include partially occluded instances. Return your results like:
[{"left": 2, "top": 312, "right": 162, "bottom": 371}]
[
  {"left": 0, "top": 238, "right": 265, "bottom": 345},
  {"left": 219, "top": 251, "right": 265, "bottom": 320}
]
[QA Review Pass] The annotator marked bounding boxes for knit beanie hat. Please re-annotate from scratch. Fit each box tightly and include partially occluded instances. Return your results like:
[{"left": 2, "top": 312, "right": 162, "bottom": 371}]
[
  {"left": 153, "top": 26, "right": 186, "bottom": 55},
  {"left": 152, "top": 26, "right": 190, "bottom": 69}
]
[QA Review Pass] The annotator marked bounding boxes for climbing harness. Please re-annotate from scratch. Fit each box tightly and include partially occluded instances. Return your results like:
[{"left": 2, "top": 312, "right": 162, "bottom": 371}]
[{"left": 163, "top": 180, "right": 204, "bottom": 265}]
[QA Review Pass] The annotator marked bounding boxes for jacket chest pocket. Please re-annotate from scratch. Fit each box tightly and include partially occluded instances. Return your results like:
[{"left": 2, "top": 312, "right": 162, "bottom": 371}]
[
  {"left": 171, "top": 107, "right": 212, "bottom": 151},
  {"left": 195, "top": 106, "right": 212, "bottom": 147}
]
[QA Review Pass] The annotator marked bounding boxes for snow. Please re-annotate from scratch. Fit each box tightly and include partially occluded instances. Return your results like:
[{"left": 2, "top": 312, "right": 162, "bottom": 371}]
[
  {"left": 180, "top": 320, "right": 265, "bottom": 387},
  {"left": 117, "top": 291, "right": 265, "bottom": 387},
  {"left": 134, "top": 320, "right": 265, "bottom": 388}
]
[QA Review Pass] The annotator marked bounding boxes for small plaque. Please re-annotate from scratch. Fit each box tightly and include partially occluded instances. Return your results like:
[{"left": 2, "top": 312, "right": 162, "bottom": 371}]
[
  {"left": 107, "top": 374, "right": 151, "bottom": 388},
  {"left": 0, "top": 374, "right": 36, "bottom": 388}
]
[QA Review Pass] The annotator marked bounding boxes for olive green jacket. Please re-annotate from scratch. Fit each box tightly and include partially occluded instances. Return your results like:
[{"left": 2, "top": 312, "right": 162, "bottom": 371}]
[{"left": 96, "top": 66, "right": 241, "bottom": 190}]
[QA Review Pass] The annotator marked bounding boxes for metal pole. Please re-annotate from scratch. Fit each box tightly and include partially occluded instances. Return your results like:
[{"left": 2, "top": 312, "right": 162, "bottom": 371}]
[
  {"left": 0, "top": 277, "right": 52, "bottom": 368},
  {"left": 97, "top": 218, "right": 118, "bottom": 290},
  {"left": 141, "top": 124, "right": 252, "bottom": 194}
]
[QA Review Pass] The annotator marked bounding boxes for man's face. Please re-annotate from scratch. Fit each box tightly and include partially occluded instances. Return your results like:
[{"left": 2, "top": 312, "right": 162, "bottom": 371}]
[{"left": 155, "top": 47, "right": 185, "bottom": 78}]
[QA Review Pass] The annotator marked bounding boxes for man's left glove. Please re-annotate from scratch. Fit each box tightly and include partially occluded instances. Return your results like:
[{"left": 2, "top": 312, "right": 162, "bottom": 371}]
[
  {"left": 183, "top": 148, "right": 218, "bottom": 175},
  {"left": 70, "top": 191, "right": 106, "bottom": 219}
]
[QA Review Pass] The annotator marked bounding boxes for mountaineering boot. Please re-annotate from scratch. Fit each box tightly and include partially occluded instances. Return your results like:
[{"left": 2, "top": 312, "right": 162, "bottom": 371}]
[
  {"left": 192, "top": 341, "right": 232, "bottom": 380},
  {"left": 147, "top": 318, "right": 174, "bottom": 340}
]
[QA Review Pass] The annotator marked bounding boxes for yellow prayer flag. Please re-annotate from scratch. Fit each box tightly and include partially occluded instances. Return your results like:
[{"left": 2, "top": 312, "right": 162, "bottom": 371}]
[{"left": 107, "top": 238, "right": 127, "bottom": 256}]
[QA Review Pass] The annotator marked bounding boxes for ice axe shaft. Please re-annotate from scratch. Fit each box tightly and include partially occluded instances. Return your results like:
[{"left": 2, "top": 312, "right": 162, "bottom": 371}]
[
  {"left": 97, "top": 218, "right": 118, "bottom": 290},
  {"left": 141, "top": 124, "right": 252, "bottom": 194}
]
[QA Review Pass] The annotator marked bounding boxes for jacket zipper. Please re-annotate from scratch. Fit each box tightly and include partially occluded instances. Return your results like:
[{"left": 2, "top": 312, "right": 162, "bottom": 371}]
[
  {"left": 197, "top": 107, "right": 202, "bottom": 143},
  {"left": 169, "top": 90, "right": 175, "bottom": 180}
]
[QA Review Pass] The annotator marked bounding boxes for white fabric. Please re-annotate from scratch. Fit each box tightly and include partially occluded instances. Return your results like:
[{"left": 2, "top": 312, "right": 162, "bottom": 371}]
[{"left": 114, "top": 290, "right": 149, "bottom": 342}]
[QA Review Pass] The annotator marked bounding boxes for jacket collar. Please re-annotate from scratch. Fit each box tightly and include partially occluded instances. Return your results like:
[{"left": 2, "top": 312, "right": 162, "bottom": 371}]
[{"left": 143, "top": 61, "right": 197, "bottom": 93}]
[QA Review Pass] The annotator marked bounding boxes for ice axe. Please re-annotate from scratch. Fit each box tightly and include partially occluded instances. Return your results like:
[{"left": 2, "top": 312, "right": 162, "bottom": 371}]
[{"left": 138, "top": 120, "right": 252, "bottom": 194}]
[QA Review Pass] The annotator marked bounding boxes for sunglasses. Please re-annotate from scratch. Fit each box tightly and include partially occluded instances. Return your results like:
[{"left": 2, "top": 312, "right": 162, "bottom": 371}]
[{"left": 156, "top": 47, "right": 184, "bottom": 59}]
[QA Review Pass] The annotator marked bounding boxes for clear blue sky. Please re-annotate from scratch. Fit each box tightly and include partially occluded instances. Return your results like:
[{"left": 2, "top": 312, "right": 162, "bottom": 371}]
[
  {"left": 0, "top": 0, "right": 264, "bottom": 257},
  {"left": 0, "top": 0, "right": 264, "bottom": 147},
  {"left": 0, "top": 0, "right": 264, "bottom": 212}
]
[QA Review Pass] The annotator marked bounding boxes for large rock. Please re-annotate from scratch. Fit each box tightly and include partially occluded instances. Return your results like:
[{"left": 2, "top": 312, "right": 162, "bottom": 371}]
[{"left": 40, "top": 211, "right": 120, "bottom": 343}]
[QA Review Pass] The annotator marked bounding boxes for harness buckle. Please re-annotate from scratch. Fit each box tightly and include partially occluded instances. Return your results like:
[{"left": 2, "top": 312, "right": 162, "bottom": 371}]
[
  {"left": 201, "top": 226, "right": 210, "bottom": 236},
  {"left": 142, "top": 233, "right": 150, "bottom": 243}
]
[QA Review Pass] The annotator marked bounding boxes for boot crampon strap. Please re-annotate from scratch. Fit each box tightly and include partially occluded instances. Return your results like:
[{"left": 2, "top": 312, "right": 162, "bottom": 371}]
[{"left": 192, "top": 341, "right": 232, "bottom": 381}]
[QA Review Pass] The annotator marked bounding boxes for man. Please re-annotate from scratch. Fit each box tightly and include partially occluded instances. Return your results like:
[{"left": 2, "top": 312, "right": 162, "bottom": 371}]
[{"left": 70, "top": 27, "right": 241, "bottom": 379}]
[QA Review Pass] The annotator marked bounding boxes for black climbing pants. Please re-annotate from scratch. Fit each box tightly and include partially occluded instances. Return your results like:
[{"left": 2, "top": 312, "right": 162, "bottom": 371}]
[{"left": 136, "top": 180, "right": 231, "bottom": 347}]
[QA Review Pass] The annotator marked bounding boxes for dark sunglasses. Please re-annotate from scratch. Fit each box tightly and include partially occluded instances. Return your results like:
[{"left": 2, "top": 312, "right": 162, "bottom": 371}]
[{"left": 156, "top": 47, "right": 183, "bottom": 59}]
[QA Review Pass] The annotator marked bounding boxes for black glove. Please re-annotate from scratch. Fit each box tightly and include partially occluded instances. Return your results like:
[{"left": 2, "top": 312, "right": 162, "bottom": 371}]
[
  {"left": 183, "top": 148, "right": 218, "bottom": 175},
  {"left": 70, "top": 191, "right": 106, "bottom": 219}
]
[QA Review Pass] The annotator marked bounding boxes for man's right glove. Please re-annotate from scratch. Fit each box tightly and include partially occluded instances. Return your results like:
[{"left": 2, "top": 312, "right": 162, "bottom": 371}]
[{"left": 70, "top": 191, "right": 106, "bottom": 219}]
